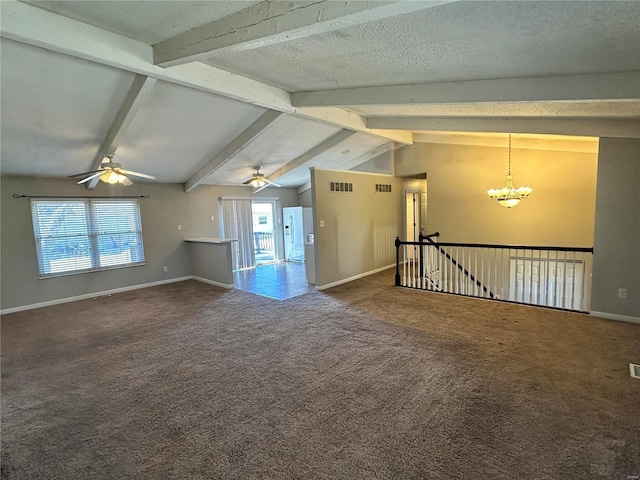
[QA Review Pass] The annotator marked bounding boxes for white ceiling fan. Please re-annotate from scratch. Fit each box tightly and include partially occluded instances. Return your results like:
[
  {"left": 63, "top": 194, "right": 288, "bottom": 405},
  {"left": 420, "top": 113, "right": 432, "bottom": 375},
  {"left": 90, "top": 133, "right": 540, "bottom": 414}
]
[
  {"left": 69, "top": 155, "right": 157, "bottom": 186},
  {"left": 242, "top": 166, "right": 281, "bottom": 192}
]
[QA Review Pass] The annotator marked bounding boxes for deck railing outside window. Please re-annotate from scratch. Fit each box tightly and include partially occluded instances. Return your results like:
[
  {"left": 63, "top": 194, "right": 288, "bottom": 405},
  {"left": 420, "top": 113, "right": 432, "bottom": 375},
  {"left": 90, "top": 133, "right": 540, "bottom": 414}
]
[
  {"left": 395, "top": 233, "right": 593, "bottom": 312},
  {"left": 254, "top": 231, "right": 275, "bottom": 255}
]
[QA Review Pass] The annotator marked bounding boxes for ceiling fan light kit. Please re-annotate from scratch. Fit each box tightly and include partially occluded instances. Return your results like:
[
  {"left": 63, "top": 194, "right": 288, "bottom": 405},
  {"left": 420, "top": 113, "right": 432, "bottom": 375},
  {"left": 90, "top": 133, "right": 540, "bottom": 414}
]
[
  {"left": 243, "top": 166, "right": 281, "bottom": 192},
  {"left": 249, "top": 177, "right": 267, "bottom": 188},
  {"left": 70, "top": 155, "right": 156, "bottom": 186}
]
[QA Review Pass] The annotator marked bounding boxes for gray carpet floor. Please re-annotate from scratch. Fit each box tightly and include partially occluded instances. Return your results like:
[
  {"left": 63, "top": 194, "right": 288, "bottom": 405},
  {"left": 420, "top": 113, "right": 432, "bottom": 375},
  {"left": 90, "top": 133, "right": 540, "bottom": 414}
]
[{"left": 2, "top": 270, "right": 639, "bottom": 479}]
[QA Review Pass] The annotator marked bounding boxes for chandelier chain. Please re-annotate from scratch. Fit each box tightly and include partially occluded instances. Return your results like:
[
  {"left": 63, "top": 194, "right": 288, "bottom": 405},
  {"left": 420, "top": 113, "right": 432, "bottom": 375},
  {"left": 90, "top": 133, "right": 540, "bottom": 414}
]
[{"left": 508, "top": 134, "right": 512, "bottom": 175}]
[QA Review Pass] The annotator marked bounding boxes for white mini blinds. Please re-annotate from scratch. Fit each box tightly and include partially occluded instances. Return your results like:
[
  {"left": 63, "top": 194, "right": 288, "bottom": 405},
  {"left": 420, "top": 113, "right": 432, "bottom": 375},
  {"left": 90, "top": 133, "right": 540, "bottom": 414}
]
[{"left": 31, "top": 199, "right": 145, "bottom": 277}]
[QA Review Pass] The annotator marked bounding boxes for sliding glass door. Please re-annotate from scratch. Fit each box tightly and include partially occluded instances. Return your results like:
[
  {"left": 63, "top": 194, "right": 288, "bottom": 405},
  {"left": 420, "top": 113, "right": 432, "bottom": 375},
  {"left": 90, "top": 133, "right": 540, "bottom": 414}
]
[{"left": 252, "top": 201, "right": 277, "bottom": 265}]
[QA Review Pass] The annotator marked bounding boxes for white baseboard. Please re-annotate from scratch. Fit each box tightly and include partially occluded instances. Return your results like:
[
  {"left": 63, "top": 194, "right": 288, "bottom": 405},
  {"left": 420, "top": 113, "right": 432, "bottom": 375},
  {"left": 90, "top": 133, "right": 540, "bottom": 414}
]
[
  {"left": 590, "top": 311, "right": 640, "bottom": 324},
  {"left": 191, "top": 276, "right": 234, "bottom": 289},
  {"left": 316, "top": 264, "right": 395, "bottom": 291},
  {"left": 0, "top": 276, "right": 193, "bottom": 315}
]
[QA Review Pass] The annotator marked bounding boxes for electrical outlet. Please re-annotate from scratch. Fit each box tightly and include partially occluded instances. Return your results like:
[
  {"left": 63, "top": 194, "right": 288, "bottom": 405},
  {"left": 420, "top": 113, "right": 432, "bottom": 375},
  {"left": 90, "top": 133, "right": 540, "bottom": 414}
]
[
  {"left": 177, "top": 225, "right": 182, "bottom": 231},
  {"left": 210, "top": 216, "right": 215, "bottom": 222},
  {"left": 163, "top": 266, "right": 168, "bottom": 272},
  {"left": 618, "top": 288, "right": 627, "bottom": 298},
  {"left": 319, "top": 220, "right": 325, "bottom": 227}
]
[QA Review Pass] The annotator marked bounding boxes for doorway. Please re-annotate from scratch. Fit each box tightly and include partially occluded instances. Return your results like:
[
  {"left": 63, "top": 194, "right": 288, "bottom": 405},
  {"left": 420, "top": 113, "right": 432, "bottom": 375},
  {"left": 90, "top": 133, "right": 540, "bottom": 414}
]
[
  {"left": 402, "top": 172, "right": 427, "bottom": 231},
  {"left": 405, "top": 191, "right": 422, "bottom": 243},
  {"left": 405, "top": 190, "right": 422, "bottom": 261},
  {"left": 251, "top": 201, "right": 277, "bottom": 265}
]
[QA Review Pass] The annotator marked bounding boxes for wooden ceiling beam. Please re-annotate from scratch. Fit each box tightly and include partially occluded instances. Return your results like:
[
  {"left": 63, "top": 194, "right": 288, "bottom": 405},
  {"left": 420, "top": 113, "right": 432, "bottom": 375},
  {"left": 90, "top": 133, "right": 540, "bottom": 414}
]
[
  {"left": 336, "top": 143, "right": 395, "bottom": 171},
  {"left": 185, "top": 110, "right": 281, "bottom": 192},
  {"left": 365, "top": 117, "right": 640, "bottom": 138},
  {"left": 292, "top": 71, "right": 640, "bottom": 107},
  {"left": 270, "top": 130, "right": 355, "bottom": 181},
  {"left": 153, "top": 1, "right": 457, "bottom": 67},
  {"left": 87, "top": 74, "right": 156, "bottom": 189},
  {"left": 1, "top": 2, "right": 412, "bottom": 144}
]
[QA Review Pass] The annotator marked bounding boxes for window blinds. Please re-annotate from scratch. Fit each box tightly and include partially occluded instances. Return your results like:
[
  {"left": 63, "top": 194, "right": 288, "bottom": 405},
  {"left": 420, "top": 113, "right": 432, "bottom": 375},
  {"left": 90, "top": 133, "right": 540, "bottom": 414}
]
[{"left": 31, "top": 199, "right": 145, "bottom": 277}]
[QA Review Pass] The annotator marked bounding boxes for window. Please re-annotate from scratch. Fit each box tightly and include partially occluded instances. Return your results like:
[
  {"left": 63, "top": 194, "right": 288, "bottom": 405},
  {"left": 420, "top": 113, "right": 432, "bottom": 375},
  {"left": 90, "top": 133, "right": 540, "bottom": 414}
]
[{"left": 31, "top": 199, "right": 145, "bottom": 277}]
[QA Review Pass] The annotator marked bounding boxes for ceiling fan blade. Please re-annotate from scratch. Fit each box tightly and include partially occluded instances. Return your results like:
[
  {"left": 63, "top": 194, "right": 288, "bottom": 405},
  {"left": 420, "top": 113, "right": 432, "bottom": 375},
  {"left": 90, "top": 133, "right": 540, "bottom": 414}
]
[
  {"left": 118, "top": 169, "right": 156, "bottom": 180},
  {"left": 120, "top": 175, "right": 134, "bottom": 186},
  {"left": 69, "top": 169, "right": 103, "bottom": 178},
  {"left": 242, "top": 178, "right": 254, "bottom": 185},
  {"left": 263, "top": 178, "right": 281, "bottom": 187},
  {"left": 76, "top": 171, "right": 105, "bottom": 184}
]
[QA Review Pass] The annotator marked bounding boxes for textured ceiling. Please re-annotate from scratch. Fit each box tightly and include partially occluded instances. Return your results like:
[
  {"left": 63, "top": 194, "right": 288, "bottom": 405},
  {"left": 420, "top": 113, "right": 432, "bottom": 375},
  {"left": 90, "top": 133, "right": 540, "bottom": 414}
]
[
  {"left": 0, "top": 38, "right": 269, "bottom": 183},
  {"left": 203, "top": 114, "right": 342, "bottom": 186},
  {"left": 274, "top": 134, "right": 390, "bottom": 187},
  {"left": 2, "top": 1, "right": 638, "bottom": 188},
  {"left": 115, "top": 80, "right": 268, "bottom": 183},
  {"left": 204, "top": 1, "right": 640, "bottom": 92},
  {"left": 0, "top": 39, "right": 136, "bottom": 177},
  {"left": 20, "top": 0, "right": 261, "bottom": 44}
]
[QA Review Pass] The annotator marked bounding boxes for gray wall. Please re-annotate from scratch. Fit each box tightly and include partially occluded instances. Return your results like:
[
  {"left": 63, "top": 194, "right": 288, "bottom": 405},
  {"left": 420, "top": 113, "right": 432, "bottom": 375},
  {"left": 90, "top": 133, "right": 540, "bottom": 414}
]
[
  {"left": 298, "top": 188, "right": 312, "bottom": 208},
  {"left": 591, "top": 138, "right": 640, "bottom": 318},
  {"left": 311, "top": 168, "right": 403, "bottom": 288},
  {"left": 188, "top": 242, "right": 234, "bottom": 286},
  {"left": 1, "top": 176, "right": 191, "bottom": 310},
  {"left": 1, "top": 177, "right": 301, "bottom": 310},
  {"left": 184, "top": 184, "right": 300, "bottom": 260}
]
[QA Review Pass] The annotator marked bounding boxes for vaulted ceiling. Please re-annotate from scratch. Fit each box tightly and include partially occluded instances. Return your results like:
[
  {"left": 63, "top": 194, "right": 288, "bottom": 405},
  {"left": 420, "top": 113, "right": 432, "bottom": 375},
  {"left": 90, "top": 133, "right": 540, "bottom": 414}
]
[{"left": 1, "top": 1, "right": 639, "bottom": 191}]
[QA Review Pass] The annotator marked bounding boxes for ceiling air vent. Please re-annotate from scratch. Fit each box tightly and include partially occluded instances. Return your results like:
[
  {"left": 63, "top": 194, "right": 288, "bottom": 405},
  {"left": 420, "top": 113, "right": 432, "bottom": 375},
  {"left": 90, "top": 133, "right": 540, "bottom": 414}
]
[
  {"left": 630, "top": 363, "right": 640, "bottom": 379},
  {"left": 330, "top": 181, "right": 353, "bottom": 193},
  {"left": 375, "top": 183, "right": 392, "bottom": 193}
]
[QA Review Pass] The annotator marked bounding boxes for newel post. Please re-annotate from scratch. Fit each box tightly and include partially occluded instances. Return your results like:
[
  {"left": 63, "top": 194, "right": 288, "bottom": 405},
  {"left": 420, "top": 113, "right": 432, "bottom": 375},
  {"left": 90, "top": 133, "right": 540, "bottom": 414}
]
[
  {"left": 395, "top": 237, "right": 401, "bottom": 286},
  {"left": 418, "top": 232, "right": 424, "bottom": 278}
]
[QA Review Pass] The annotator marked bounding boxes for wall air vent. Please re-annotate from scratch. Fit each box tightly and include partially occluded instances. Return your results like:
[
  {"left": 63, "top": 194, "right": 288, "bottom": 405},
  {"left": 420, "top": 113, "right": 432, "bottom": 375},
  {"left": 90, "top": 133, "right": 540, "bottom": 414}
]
[
  {"left": 375, "top": 184, "right": 392, "bottom": 193},
  {"left": 630, "top": 363, "right": 640, "bottom": 379},
  {"left": 330, "top": 181, "right": 353, "bottom": 193}
]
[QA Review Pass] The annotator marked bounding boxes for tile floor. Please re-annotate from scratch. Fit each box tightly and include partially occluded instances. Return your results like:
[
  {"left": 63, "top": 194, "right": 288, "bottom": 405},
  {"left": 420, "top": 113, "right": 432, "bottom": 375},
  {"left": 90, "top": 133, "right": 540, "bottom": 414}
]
[{"left": 233, "top": 261, "right": 316, "bottom": 301}]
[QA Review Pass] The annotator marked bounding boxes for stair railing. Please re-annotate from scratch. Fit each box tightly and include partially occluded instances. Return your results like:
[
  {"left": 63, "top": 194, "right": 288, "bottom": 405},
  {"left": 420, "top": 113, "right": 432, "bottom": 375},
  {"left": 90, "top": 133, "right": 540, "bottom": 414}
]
[
  {"left": 395, "top": 235, "right": 594, "bottom": 312},
  {"left": 419, "top": 232, "right": 494, "bottom": 298}
]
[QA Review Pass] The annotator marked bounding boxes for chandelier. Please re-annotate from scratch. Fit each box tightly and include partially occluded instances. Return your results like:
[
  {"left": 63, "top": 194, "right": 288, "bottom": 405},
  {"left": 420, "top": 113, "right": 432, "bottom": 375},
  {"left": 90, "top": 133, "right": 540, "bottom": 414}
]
[{"left": 487, "top": 134, "right": 532, "bottom": 208}]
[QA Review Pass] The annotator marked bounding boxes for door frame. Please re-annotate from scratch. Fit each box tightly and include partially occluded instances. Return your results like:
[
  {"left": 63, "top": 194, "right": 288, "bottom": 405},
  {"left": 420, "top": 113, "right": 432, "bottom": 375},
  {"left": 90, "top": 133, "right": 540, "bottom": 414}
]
[{"left": 251, "top": 199, "right": 279, "bottom": 265}]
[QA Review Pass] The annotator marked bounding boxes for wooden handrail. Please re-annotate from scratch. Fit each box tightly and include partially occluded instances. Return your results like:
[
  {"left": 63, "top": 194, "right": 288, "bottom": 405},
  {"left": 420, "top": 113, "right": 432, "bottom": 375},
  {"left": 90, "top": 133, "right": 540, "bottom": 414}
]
[{"left": 403, "top": 237, "right": 593, "bottom": 253}]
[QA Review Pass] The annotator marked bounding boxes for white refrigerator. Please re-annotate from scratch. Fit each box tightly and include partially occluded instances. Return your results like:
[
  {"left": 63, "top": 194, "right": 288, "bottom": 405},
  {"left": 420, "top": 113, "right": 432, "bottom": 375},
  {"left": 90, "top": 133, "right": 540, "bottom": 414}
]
[{"left": 283, "top": 207, "right": 312, "bottom": 262}]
